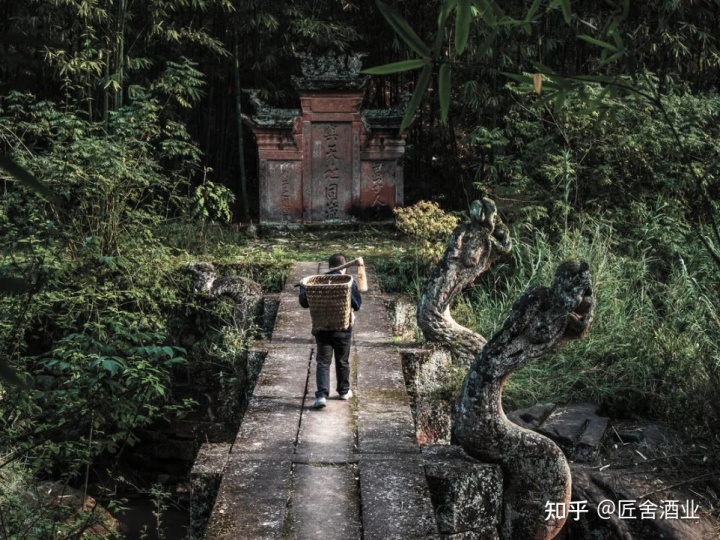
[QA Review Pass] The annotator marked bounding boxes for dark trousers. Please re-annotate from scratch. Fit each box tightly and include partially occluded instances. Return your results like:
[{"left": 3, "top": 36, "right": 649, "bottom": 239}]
[{"left": 314, "top": 333, "right": 352, "bottom": 398}]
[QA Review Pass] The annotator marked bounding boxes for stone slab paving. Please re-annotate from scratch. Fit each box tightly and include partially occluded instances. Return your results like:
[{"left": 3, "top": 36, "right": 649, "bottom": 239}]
[
  {"left": 205, "top": 262, "right": 439, "bottom": 539},
  {"left": 292, "top": 464, "right": 362, "bottom": 539},
  {"left": 359, "top": 459, "right": 439, "bottom": 539},
  {"left": 205, "top": 459, "right": 292, "bottom": 540},
  {"left": 232, "top": 396, "right": 304, "bottom": 456},
  {"left": 252, "top": 346, "right": 312, "bottom": 399}
]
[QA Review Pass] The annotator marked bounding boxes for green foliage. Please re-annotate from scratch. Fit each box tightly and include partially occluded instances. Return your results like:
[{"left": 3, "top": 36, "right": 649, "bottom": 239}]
[
  {"left": 0, "top": 91, "right": 202, "bottom": 257},
  {"left": 468, "top": 82, "right": 720, "bottom": 232},
  {"left": 192, "top": 173, "right": 236, "bottom": 226},
  {"left": 0, "top": 465, "right": 123, "bottom": 540}
]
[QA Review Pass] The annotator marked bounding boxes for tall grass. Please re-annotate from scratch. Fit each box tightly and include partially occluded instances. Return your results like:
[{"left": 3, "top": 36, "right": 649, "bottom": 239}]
[
  {"left": 465, "top": 218, "right": 720, "bottom": 432},
  {"left": 386, "top": 214, "right": 720, "bottom": 433}
]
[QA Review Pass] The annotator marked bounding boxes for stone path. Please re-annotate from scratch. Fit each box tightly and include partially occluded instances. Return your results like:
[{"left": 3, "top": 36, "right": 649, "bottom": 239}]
[{"left": 201, "top": 262, "right": 439, "bottom": 539}]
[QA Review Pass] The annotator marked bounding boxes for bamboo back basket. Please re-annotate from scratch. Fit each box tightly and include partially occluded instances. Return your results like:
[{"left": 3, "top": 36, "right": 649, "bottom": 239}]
[{"left": 301, "top": 274, "right": 353, "bottom": 331}]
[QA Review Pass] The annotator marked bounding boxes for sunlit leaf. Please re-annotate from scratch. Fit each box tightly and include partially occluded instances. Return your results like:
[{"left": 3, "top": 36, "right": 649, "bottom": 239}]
[
  {"left": 439, "top": 63, "right": 451, "bottom": 122},
  {"left": 376, "top": 0, "right": 431, "bottom": 57},
  {"left": 362, "top": 58, "right": 429, "bottom": 75},
  {"left": 455, "top": 0, "right": 471, "bottom": 54},
  {"left": 473, "top": 0, "right": 497, "bottom": 26},
  {"left": 400, "top": 63, "right": 433, "bottom": 133}
]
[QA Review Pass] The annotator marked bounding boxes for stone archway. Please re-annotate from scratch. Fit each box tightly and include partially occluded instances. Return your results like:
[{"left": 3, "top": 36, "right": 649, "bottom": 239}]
[{"left": 242, "top": 54, "right": 406, "bottom": 224}]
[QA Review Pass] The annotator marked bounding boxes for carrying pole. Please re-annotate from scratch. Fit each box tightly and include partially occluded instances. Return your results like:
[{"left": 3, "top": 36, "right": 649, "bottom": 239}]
[{"left": 293, "top": 257, "right": 368, "bottom": 291}]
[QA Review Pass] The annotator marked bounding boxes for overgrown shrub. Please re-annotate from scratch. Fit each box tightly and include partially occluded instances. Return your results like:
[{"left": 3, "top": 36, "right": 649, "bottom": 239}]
[
  {"left": 468, "top": 81, "right": 720, "bottom": 232},
  {"left": 394, "top": 200, "right": 460, "bottom": 264}
]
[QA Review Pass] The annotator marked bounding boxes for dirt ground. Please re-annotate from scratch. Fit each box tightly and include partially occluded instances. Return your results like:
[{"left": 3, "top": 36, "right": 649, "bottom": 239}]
[{"left": 561, "top": 419, "right": 720, "bottom": 539}]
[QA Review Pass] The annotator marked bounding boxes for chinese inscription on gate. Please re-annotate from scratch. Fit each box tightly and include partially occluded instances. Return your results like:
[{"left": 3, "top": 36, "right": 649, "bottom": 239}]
[
  {"left": 323, "top": 124, "right": 340, "bottom": 219},
  {"left": 280, "top": 166, "right": 292, "bottom": 224},
  {"left": 371, "top": 162, "right": 386, "bottom": 207}
]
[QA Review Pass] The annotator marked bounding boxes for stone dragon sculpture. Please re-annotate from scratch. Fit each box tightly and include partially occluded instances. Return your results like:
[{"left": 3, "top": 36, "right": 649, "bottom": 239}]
[
  {"left": 417, "top": 198, "right": 512, "bottom": 361},
  {"left": 417, "top": 199, "right": 595, "bottom": 539}
]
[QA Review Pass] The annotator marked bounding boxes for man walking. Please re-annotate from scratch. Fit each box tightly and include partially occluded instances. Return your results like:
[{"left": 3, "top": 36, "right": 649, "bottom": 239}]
[{"left": 299, "top": 253, "right": 362, "bottom": 409}]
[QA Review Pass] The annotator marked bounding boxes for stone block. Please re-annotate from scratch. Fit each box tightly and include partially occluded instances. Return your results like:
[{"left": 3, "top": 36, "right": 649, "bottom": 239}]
[
  {"left": 360, "top": 459, "right": 438, "bottom": 539},
  {"left": 252, "top": 346, "right": 311, "bottom": 399},
  {"left": 232, "top": 397, "right": 302, "bottom": 456},
  {"left": 190, "top": 443, "right": 230, "bottom": 540},
  {"left": 538, "top": 403, "right": 609, "bottom": 463},
  {"left": 205, "top": 459, "right": 292, "bottom": 540},
  {"left": 358, "top": 410, "right": 418, "bottom": 454},
  {"left": 356, "top": 346, "right": 407, "bottom": 392},
  {"left": 384, "top": 294, "right": 419, "bottom": 342},
  {"left": 413, "top": 397, "right": 452, "bottom": 445},
  {"left": 296, "top": 395, "right": 355, "bottom": 458},
  {"left": 292, "top": 464, "right": 361, "bottom": 538},
  {"left": 506, "top": 403, "right": 555, "bottom": 430}
]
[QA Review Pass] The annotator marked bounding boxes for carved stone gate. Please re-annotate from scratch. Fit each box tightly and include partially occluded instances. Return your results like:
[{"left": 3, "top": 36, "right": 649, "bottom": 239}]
[{"left": 243, "top": 54, "right": 406, "bottom": 224}]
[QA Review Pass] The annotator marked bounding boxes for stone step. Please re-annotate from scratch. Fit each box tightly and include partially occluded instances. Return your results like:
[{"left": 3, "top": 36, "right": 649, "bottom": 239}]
[
  {"left": 360, "top": 458, "right": 439, "bottom": 539},
  {"left": 291, "top": 464, "right": 361, "bottom": 539}
]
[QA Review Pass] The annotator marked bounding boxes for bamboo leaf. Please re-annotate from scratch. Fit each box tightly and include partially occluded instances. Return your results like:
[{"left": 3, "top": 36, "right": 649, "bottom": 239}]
[
  {"left": 599, "top": 50, "right": 625, "bottom": 65},
  {"left": 400, "top": 63, "right": 433, "bottom": 133},
  {"left": 439, "top": 63, "right": 451, "bottom": 122},
  {"left": 434, "top": 0, "right": 457, "bottom": 54},
  {"left": 455, "top": 0, "right": 471, "bottom": 54},
  {"left": 525, "top": 0, "right": 543, "bottom": 22},
  {"left": 476, "top": 27, "right": 498, "bottom": 57},
  {"left": 578, "top": 34, "right": 618, "bottom": 51},
  {"left": 472, "top": 0, "right": 497, "bottom": 26},
  {"left": 376, "top": 0, "right": 431, "bottom": 57},
  {"left": 501, "top": 71, "right": 532, "bottom": 84},
  {"left": 0, "top": 155, "right": 59, "bottom": 205},
  {"left": 362, "top": 58, "right": 429, "bottom": 75},
  {"left": 440, "top": 0, "right": 458, "bottom": 23},
  {"left": 559, "top": 0, "right": 571, "bottom": 24},
  {"left": 530, "top": 61, "right": 557, "bottom": 75}
]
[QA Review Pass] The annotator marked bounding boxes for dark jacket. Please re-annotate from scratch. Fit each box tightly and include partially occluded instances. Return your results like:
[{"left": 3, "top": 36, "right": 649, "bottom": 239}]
[{"left": 299, "top": 271, "right": 362, "bottom": 337}]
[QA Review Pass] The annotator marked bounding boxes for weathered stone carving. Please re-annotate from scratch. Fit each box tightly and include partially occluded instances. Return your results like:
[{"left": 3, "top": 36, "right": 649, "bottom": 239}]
[
  {"left": 417, "top": 201, "right": 596, "bottom": 539},
  {"left": 453, "top": 261, "right": 594, "bottom": 540},
  {"left": 417, "top": 198, "right": 512, "bottom": 362},
  {"left": 184, "top": 262, "right": 264, "bottom": 328}
]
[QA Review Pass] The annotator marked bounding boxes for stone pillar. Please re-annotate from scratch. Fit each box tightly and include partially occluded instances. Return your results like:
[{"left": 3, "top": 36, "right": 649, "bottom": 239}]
[{"left": 360, "top": 110, "right": 406, "bottom": 220}]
